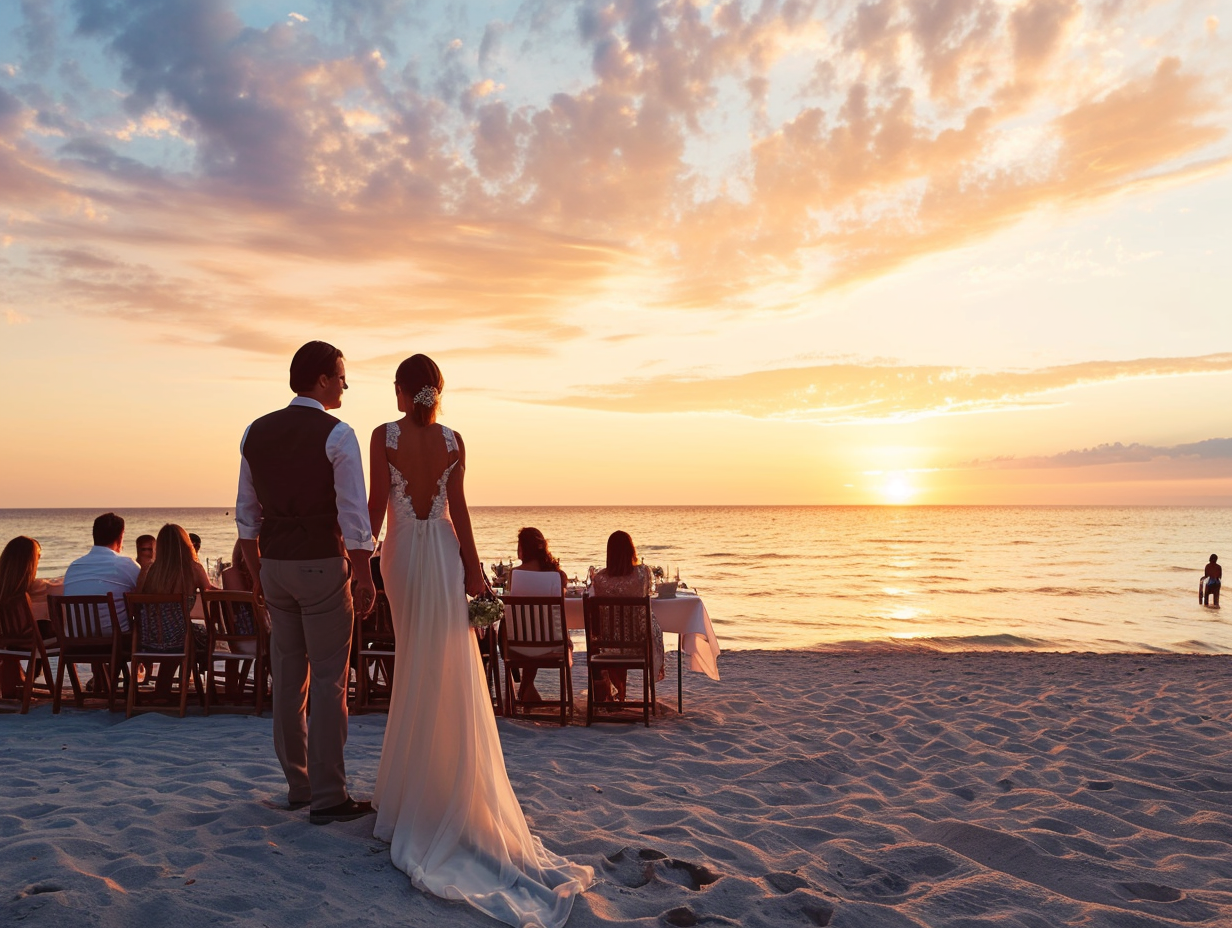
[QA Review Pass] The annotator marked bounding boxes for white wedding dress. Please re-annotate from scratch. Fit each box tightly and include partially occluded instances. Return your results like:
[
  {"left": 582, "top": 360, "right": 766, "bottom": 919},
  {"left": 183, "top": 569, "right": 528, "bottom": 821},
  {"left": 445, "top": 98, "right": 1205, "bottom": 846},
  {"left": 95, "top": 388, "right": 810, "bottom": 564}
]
[{"left": 372, "top": 422, "right": 593, "bottom": 928}]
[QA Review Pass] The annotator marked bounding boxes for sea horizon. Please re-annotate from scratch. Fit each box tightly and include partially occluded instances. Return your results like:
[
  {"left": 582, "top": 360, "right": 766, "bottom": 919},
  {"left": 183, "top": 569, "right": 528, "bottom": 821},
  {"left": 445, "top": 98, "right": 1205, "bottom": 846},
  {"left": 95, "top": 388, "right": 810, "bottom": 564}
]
[{"left": 5, "top": 505, "right": 1227, "bottom": 657}]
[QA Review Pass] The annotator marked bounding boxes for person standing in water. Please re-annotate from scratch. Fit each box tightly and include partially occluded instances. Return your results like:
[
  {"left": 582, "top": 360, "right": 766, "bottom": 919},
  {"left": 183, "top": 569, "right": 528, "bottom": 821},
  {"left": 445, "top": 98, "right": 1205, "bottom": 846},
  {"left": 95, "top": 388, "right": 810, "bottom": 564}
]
[{"left": 1201, "top": 554, "right": 1221, "bottom": 607}]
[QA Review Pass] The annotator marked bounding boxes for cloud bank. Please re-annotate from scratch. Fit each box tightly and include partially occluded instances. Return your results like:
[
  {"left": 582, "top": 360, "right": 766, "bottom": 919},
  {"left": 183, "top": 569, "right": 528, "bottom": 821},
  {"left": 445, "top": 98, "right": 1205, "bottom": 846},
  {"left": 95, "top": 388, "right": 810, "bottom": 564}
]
[{"left": 0, "top": 0, "right": 1225, "bottom": 349}]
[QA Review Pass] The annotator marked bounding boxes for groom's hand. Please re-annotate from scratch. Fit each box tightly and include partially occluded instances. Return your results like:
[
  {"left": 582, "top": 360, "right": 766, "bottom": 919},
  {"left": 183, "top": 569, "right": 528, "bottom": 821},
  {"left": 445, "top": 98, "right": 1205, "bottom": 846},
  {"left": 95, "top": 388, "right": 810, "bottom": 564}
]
[
  {"left": 348, "top": 549, "right": 376, "bottom": 617},
  {"left": 353, "top": 577, "right": 375, "bottom": 617}
]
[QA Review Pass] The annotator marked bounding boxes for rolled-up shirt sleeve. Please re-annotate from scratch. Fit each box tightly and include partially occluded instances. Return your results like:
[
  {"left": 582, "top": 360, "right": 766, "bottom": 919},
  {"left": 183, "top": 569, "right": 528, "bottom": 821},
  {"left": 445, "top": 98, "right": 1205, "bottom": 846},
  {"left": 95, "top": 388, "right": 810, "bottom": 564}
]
[
  {"left": 327, "top": 421, "right": 376, "bottom": 552},
  {"left": 235, "top": 426, "right": 263, "bottom": 541}
]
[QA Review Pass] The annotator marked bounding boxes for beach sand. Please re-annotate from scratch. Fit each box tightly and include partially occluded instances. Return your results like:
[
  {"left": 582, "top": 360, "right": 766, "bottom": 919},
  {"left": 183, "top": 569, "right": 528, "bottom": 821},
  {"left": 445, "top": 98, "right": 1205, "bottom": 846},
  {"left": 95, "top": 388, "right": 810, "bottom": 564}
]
[{"left": 4, "top": 650, "right": 1231, "bottom": 927}]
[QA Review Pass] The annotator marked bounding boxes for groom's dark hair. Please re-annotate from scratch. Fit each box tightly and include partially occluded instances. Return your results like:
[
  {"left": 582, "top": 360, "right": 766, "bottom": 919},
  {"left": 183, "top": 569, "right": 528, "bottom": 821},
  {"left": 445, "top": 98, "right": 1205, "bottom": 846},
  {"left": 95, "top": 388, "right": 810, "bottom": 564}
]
[{"left": 290, "top": 341, "right": 344, "bottom": 394}]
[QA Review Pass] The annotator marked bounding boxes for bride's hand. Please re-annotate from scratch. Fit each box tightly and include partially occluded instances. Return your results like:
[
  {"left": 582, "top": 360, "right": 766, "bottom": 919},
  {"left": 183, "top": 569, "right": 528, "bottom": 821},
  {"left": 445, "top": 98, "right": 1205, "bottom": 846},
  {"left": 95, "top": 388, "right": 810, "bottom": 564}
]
[{"left": 464, "top": 566, "right": 485, "bottom": 598}]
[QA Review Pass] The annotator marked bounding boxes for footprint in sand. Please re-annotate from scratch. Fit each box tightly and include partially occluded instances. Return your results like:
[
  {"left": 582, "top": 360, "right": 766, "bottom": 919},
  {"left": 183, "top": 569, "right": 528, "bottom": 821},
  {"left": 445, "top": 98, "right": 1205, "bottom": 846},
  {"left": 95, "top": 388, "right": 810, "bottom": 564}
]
[
  {"left": 11, "top": 884, "right": 64, "bottom": 900},
  {"left": 1119, "top": 882, "right": 1184, "bottom": 903},
  {"left": 662, "top": 905, "right": 699, "bottom": 926},
  {"left": 765, "top": 871, "right": 810, "bottom": 893}
]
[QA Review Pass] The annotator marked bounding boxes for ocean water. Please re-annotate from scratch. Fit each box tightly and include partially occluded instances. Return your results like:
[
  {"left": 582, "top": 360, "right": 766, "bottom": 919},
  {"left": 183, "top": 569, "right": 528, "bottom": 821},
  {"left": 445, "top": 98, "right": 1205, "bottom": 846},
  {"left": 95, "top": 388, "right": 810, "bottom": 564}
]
[{"left": 2, "top": 506, "right": 1227, "bottom": 654}]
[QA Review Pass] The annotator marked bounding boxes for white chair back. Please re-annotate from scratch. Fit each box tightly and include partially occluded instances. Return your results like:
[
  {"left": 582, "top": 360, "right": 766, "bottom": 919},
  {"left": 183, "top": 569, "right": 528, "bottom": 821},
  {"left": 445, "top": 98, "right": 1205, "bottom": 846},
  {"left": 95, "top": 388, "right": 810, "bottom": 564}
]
[{"left": 508, "top": 569, "right": 562, "bottom": 596}]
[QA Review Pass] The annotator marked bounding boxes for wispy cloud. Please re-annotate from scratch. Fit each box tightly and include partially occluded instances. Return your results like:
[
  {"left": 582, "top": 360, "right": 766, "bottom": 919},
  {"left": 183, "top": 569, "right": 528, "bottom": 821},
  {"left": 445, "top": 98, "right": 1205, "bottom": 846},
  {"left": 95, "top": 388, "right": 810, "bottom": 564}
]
[
  {"left": 534, "top": 353, "right": 1232, "bottom": 422},
  {"left": 964, "top": 437, "right": 1232, "bottom": 469}
]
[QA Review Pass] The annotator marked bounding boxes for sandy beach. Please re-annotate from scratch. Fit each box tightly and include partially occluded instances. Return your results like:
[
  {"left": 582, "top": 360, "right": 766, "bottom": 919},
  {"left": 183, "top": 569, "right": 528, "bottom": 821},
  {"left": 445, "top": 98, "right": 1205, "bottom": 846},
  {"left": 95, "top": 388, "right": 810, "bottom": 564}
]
[{"left": 4, "top": 649, "right": 1231, "bottom": 927}]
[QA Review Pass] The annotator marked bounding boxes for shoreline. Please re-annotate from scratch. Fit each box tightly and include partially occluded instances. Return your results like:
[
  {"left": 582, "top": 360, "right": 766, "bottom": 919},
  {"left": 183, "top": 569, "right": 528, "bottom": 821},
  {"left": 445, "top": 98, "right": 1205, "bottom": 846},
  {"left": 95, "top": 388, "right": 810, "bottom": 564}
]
[{"left": 5, "top": 650, "right": 1231, "bottom": 927}]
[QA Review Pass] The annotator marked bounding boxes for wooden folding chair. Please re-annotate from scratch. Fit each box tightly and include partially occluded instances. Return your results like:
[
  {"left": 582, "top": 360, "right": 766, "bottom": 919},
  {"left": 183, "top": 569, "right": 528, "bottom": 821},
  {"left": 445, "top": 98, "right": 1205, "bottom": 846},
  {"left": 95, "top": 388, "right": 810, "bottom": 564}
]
[
  {"left": 502, "top": 594, "right": 573, "bottom": 726},
  {"left": 0, "top": 594, "right": 59, "bottom": 713},
  {"left": 47, "top": 593, "right": 126, "bottom": 713},
  {"left": 475, "top": 623, "right": 504, "bottom": 716},
  {"left": 124, "top": 593, "right": 204, "bottom": 718},
  {"left": 353, "top": 591, "right": 396, "bottom": 713},
  {"left": 201, "top": 590, "right": 269, "bottom": 715},
  {"left": 583, "top": 594, "right": 656, "bottom": 727}
]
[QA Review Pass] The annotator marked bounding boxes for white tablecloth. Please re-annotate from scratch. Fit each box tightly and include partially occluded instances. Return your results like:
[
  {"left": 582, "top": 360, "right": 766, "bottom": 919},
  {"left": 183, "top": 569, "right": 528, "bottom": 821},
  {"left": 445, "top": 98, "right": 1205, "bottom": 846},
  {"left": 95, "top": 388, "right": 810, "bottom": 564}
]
[{"left": 562, "top": 593, "right": 721, "bottom": 681}]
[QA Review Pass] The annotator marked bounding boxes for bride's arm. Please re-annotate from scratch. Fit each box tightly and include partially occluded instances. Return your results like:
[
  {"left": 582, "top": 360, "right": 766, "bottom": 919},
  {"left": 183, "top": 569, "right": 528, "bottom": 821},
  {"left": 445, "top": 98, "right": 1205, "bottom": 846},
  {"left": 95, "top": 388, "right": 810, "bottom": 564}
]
[
  {"left": 446, "top": 431, "right": 485, "bottom": 596},
  {"left": 367, "top": 426, "right": 389, "bottom": 543}
]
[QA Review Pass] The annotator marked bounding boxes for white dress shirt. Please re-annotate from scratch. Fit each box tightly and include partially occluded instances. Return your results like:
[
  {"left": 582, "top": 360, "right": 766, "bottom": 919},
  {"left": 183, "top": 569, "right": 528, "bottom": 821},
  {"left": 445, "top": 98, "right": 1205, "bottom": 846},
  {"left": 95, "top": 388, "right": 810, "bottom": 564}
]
[
  {"left": 62, "top": 546, "right": 142, "bottom": 634},
  {"left": 235, "top": 396, "right": 375, "bottom": 554}
]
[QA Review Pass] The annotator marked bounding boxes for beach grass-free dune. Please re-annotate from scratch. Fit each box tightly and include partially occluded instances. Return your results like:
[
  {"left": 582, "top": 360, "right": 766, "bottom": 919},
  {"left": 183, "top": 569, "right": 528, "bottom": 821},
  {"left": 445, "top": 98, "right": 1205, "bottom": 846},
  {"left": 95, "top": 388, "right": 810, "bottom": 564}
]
[{"left": 4, "top": 650, "right": 1232, "bottom": 927}]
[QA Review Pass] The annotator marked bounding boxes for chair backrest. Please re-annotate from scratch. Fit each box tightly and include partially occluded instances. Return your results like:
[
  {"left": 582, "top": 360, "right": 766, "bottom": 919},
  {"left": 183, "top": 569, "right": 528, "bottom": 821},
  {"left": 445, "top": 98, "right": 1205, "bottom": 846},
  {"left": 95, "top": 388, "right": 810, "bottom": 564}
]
[
  {"left": 503, "top": 595, "right": 568, "bottom": 647},
  {"left": 508, "top": 569, "right": 563, "bottom": 597},
  {"left": 201, "top": 590, "right": 263, "bottom": 638},
  {"left": 0, "top": 594, "right": 37, "bottom": 646},
  {"left": 49, "top": 594, "right": 120, "bottom": 646},
  {"left": 125, "top": 592, "right": 192, "bottom": 653},
  {"left": 583, "top": 594, "right": 653, "bottom": 657},
  {"left": 360, "top": 592, "right": 395, "bottom": 648}
]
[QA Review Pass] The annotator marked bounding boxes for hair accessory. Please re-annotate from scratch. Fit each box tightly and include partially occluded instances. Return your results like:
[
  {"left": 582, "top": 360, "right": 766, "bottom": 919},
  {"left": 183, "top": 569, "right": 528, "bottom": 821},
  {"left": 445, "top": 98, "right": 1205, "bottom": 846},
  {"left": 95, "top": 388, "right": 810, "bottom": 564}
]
[{"left": 413, "top": 385, "right": 439, "bottom": 407}]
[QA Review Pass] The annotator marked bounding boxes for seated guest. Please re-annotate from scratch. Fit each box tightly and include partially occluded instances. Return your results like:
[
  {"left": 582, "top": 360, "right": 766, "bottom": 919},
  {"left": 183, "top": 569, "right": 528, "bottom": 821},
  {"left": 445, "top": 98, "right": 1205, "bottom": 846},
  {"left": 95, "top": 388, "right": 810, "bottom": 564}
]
[
  {"left": 63, "top": 512, "right": 141, "bottom": 636},
  {"left": 135, "top": 534, "right": 156, "bottom": 570},
  {"left": 189, "top": 533, "right": 202, "bottom": 556},
  {"left": 0, "top": 535, "right": 60, "bottom": 630},
  {"left": 508, "top": 527, "right": 570, "bottom": 703},
  {"left": 220, "top": 538, "right": 267, "bottom": 660},
  {"left": 0, "top": 536, "right": 56, "bottom": 697},
  {"left": 221, "top": 539, "right": 254, "bottom": 592},
  {"left": 590, "top": 530, "right": 665, "bottom": 702},
  {"left": 136, "top": 523, "right": 215, "bottom": 695},
  {"left": 137, "top": 523, "right": 215, "bottom": 614}
]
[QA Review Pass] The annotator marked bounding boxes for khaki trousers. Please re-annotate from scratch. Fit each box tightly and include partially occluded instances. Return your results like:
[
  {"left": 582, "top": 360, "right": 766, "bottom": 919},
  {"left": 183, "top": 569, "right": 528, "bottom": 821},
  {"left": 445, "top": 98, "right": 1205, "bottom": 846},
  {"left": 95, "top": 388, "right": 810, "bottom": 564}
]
[{"left": 260, "top": 557, "right": 354, "bottom": 810}]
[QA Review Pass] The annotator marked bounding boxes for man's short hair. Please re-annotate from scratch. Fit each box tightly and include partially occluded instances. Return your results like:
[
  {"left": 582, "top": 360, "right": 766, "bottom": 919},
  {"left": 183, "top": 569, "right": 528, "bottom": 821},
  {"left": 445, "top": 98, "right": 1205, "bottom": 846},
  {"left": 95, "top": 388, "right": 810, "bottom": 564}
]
[
  {"left": 189, "top": 533, "right": 202, "bottom": 553},
  {"left": 289, "top": 341, "right": 343, "bottom": 394},
  {"left": 136, "top": 534, "right": 155, "bottom": 547},
  {"left": 92, "top": 512, "right": 125, "bottom": 547}
]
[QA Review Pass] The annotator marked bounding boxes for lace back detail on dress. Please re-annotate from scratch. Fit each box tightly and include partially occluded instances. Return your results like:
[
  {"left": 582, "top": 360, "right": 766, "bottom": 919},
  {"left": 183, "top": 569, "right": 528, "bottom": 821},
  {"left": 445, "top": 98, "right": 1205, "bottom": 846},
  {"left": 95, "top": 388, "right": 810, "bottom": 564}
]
[{"left": 385, "top": 422, "right": 458, "bottom": 522}]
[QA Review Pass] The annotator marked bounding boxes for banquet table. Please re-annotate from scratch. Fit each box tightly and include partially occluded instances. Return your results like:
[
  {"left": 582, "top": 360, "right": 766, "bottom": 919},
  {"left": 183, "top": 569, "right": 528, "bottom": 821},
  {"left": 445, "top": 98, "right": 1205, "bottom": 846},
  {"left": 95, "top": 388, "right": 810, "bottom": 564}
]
[{"left": 560, "top": 591, "right": 721, "bottom": 712}]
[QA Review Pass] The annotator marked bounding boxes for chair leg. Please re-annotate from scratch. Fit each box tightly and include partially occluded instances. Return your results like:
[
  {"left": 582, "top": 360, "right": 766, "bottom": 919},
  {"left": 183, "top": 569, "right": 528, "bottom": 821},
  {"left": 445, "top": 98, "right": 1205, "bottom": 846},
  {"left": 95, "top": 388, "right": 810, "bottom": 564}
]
[
  {"left": 126, "top": 658, "right": 138, "bottom": 718},
  {"left": 179, "top": 656, "right": 189, "bottom": 718},
  {"left": 204, "top": 658, "right": 214, "bottom": 716},
  {"left": 21, "top": 654, "right": 35, "bottom": 714},
  {"left": 67, "top": 662, "right": 84, "bottom": 708},
  {"left": 585, "top": 665, "right": 593, "bottom": 727}
]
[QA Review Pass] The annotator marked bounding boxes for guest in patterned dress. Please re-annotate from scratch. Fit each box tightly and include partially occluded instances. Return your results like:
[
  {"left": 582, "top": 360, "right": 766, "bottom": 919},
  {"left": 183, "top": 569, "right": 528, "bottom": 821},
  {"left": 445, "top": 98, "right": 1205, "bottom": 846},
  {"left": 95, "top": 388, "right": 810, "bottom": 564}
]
[
  {"left": 136, "top": 523, "right": 214, "bottom": 696},
  {"left": 590, "top": 530, "right": 664, "bottom": 702}
]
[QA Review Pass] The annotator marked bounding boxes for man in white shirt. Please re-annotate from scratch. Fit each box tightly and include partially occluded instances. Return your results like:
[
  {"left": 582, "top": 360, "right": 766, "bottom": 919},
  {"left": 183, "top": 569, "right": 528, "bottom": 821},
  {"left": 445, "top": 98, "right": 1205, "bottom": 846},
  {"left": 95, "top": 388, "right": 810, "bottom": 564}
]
[
  {"left": 236, "top": 341, "right": 376, "bottom": 824},
  {"left": 62, "top": 512, "right": 141, "bottom": 635}
]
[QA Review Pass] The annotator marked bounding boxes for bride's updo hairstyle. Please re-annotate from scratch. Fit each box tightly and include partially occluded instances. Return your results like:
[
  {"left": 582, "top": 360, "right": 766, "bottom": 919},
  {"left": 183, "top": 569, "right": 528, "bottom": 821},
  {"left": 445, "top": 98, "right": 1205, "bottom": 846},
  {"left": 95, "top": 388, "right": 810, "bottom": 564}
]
[{"left": 396, "top": 354, "right": 444, "bottom": 426}]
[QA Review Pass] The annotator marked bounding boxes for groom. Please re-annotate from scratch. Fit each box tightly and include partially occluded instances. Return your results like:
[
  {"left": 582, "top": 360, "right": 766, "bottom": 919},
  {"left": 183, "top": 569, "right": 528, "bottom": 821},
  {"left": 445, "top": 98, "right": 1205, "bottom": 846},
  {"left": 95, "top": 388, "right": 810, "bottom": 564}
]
[{"left": 236, "top": 340, "right": 377, "bottom": 824}]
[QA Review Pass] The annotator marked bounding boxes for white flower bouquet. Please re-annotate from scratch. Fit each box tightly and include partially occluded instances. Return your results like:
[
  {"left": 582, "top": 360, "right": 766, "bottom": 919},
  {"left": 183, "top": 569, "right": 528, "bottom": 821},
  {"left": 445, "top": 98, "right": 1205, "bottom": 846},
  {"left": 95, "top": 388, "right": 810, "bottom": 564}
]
[{"left": 468, "top": 594, "right": 503, "bottom": 630}]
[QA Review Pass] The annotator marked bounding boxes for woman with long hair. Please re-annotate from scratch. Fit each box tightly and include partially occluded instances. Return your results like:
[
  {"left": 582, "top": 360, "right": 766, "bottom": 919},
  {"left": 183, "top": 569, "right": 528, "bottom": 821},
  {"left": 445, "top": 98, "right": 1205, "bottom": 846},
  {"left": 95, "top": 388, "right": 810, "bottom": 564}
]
[
  {"left": 137, "top": 523, "right": 213, "bottom": 605},
  {"left": 136, "top": 523, "right": 214, "bottom": 694},
  {"left": 508, "top": 527, "right": 571, "bottom": 702},
  {"left": 221, "top": 538, "right": 255, "bottom": 592},
  {"left": 0, "top": 536, "right": 42, "bottom": 606},
  {"left": 366, "top": 353, "right": 592, "bottom": 928},
  {"left": 0, "top": 536, "right": 52, "bottom": 697},
  {"left": 590, "top": 530, "right": 665, "bottom": 701}
]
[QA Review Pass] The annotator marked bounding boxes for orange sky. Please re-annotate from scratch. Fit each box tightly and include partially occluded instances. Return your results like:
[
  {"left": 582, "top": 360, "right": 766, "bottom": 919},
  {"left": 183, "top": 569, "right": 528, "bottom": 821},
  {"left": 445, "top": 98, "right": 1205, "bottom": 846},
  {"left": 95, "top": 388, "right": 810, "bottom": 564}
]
[{"left": 1, "top": 0, "right": 1230, "bottom": 506}]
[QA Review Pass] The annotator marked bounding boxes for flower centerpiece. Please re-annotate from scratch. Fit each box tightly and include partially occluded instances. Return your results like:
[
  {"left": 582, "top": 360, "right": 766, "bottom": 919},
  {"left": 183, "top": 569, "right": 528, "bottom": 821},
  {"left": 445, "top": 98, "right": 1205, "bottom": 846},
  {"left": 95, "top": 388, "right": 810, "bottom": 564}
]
[{"left": 468, "top": 594, "right": 503, "bottom": 630}]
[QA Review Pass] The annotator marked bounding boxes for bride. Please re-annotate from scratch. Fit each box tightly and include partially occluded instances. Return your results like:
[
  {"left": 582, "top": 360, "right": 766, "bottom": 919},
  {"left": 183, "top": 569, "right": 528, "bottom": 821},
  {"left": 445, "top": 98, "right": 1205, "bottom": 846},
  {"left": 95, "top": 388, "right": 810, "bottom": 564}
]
[{"left": 365, "top": 354, "right": 593, "bottom": 928}]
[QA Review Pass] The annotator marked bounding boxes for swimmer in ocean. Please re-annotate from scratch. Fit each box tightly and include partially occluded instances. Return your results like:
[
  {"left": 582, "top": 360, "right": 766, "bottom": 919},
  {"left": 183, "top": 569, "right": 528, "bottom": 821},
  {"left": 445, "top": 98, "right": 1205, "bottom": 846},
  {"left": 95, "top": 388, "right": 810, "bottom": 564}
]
[{"left": 1201, "top": 554, "right": 1221, "bottom": 607}]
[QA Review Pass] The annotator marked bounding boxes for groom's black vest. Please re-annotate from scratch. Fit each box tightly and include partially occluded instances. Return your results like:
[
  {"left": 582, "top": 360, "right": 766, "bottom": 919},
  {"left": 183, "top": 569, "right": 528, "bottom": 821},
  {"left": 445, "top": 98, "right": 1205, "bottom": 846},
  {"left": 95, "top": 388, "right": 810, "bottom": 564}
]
[{"left": 243, "top": 404, "right": 346, "bottom": 561}]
